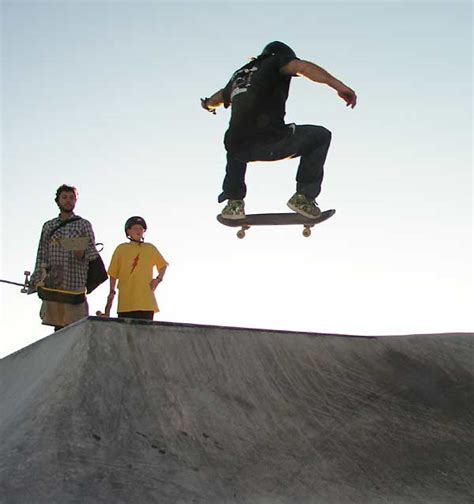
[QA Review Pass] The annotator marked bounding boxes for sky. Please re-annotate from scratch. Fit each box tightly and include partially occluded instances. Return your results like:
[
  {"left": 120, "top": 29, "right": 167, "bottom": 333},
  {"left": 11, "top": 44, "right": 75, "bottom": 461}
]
[{"left": 1, "top": 0, "right": 472, "bottom": 358}]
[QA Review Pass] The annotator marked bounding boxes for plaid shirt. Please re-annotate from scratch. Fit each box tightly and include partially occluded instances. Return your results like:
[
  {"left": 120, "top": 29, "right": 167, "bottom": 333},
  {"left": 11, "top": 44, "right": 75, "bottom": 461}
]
[{"left": 30, "top": 214, "right": 98, "bottom": 293}]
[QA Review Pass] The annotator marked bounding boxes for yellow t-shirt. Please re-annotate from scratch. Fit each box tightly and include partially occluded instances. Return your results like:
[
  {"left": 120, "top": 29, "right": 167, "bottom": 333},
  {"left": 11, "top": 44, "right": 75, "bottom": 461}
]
[{"left": 108, "top": 242, "right": 168, "bottom": 313}]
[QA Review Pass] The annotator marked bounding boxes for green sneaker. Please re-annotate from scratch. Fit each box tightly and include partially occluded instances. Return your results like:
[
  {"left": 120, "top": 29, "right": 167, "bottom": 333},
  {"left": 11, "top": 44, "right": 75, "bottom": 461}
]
[
  {"left": 221, "top": 199, "right": 245, "bottom": 220},
  {"left": 287, "top": 193, "right": 321, "bottom": 219}
]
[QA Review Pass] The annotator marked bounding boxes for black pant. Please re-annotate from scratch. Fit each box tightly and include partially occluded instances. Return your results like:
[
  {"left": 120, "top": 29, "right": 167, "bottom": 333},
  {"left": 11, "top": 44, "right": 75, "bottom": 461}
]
[
  {"left": 220, "top": 124, "right": 331, "bottom": 202},
  {"left": 118, "top": 311, "right": 154, "bottom": 320}
]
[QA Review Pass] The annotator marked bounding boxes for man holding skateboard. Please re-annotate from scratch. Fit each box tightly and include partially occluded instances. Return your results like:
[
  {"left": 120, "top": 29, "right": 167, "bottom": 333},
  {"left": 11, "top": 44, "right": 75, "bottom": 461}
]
[
  {"left": 201, "top": 41, "right": 357, "bottom": 220},
  {"left": 29, "top": 184, "right": 99, "bottom": 331}
]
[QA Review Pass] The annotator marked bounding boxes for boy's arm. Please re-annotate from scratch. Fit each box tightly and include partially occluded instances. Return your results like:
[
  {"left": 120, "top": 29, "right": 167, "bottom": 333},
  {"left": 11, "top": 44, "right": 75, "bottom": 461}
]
[
  {"left": 201, "top": 89, "right": 225, "bottom": 114},
  {"left": 281, "top": 59, "right": 357, "bottom": 108},
  {"left": 150, "top": 265, "right": 167, "bottom": 291},
  {"left": 98, "top": 276, "right": 117, "bottom": 317},
  {"left": 100, "top": 248, "right": 119, "bottom": 317},
  {"left": 108, "top": 276, "right": 117, "bottom": 296}
]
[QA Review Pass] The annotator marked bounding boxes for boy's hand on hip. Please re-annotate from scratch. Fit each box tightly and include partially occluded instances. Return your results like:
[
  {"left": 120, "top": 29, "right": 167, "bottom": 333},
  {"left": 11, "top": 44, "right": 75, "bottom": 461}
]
[{"left": 150, "top": 277, "right": 162, "bottom": 291}]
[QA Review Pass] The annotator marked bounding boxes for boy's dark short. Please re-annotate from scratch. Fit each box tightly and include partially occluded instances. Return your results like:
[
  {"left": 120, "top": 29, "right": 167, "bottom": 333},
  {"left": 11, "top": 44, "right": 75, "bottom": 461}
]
[{"left": 118, "top": 311, "right": 154, "bottom": 320}]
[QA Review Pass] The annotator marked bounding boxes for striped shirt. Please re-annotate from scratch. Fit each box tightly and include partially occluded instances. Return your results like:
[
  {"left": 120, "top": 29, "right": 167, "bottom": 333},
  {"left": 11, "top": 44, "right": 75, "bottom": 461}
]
[{"left": 30, "top": 214, "right": 98, "bottom": 293}]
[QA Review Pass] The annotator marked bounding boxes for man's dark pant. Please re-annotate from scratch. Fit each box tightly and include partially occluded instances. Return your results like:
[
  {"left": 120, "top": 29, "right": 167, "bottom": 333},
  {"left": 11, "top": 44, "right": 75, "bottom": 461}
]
[{"left": 220, "top": 125, "right": 332, "bottom": 202}]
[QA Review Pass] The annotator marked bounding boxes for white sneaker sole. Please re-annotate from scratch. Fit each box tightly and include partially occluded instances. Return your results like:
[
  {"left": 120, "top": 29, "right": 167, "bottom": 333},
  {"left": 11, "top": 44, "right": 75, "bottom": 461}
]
[{"left": 220, "top": 213, "right": 246, "bottom": 220}]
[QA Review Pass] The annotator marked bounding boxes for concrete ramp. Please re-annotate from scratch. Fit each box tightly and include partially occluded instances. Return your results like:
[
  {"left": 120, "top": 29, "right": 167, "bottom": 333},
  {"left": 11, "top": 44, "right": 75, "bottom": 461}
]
[{"left": 1, "top": 318, "right": 473, "bottom": 503}]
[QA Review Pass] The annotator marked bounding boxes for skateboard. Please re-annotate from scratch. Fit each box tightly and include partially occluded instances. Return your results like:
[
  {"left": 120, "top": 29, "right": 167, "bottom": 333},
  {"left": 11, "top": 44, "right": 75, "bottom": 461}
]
[
  {"left": 0, "top": 271, "right": 31, "bottom": 293},
  {"left": 217, "top": 209, "right": 335, "bottom": 239}
]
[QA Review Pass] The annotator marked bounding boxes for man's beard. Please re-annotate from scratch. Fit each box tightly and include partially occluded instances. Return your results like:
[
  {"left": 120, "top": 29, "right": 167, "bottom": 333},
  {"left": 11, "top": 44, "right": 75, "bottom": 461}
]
[{"left": 58, "top": 204, "right": 75, "bottom": 214}]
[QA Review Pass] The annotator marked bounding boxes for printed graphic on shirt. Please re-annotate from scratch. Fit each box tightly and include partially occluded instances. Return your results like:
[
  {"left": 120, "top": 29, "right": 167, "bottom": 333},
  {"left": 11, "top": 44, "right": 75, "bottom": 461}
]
[
  {"left": 230, "top": 65, "right": 259, "bottom": 101},
  {"left": 131, "top": 254, "right": 140, "bottom": 274}
]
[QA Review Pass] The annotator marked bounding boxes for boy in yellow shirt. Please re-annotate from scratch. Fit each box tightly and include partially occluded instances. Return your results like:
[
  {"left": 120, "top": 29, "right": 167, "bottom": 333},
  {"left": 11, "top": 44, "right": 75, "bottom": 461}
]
[{"left": 102, "top": 216, "right": 168, "bottom": 320}]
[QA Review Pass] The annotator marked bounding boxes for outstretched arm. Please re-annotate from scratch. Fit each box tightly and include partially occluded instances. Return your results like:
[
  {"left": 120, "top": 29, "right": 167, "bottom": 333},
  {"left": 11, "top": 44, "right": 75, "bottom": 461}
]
[
  {"left": 282, "top": 60, "right": 357, "bottom": 108},
  {"left": 201, "top": 89, "right": 225, "bottom": 114}
]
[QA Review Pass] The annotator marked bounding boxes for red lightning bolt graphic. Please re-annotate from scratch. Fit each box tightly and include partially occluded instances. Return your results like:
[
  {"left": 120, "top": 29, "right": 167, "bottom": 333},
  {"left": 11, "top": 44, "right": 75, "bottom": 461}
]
[{"left": 130, "top": 254, "right": 140, "bottom": 274}]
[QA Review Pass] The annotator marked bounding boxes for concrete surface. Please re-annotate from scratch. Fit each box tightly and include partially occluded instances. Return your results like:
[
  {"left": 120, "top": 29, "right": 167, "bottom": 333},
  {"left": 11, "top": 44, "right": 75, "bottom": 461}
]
[{"left": 0, "top": 318, "right": 473, "bottom": 503}]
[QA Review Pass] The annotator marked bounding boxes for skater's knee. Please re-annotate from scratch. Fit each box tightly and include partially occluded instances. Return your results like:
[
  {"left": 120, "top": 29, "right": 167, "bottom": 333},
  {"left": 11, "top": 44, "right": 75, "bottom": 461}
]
[
  {"left": 305, "top": 125, "right": 331, "bottom": 149},
  {"left": 317, "top": 126, "right": 332, "bottom": 144}
]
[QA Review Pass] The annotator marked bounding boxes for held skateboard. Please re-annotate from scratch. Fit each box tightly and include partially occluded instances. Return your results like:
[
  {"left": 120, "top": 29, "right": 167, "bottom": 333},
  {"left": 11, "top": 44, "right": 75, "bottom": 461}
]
[
  {"left": 0, "top": 271, "right": 31, "bottom": 293},
  {"left": 217, "top": 209, "right": 336, "bottom": 239}
]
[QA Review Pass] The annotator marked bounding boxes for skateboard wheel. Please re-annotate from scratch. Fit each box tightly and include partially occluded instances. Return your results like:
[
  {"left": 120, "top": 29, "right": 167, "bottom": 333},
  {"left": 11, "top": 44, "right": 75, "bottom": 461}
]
[
  {"left": 303, "top": 227, "right": 311, "bottom": 237},
  {"left": 237, "top": 229, "right": 246, "bottom": 239}
]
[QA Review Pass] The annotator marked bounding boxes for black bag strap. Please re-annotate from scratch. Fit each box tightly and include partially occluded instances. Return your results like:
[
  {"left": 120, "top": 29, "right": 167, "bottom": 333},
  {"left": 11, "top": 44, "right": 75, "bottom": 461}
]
[{"left": 48, "top": 217, "right": 82, "bottom": 239}]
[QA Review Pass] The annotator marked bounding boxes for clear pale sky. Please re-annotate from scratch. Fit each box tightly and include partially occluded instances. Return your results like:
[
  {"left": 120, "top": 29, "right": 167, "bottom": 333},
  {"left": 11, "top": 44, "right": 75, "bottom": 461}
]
[{"left": 1, "top": 0, "right": 472, "bottom": 358}]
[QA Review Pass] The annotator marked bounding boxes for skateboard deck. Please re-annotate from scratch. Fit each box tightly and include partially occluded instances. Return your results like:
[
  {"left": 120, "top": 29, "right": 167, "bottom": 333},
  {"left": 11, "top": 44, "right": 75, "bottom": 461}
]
[{"left": 217, "top": 209, "right": 335, "bottom": 238}]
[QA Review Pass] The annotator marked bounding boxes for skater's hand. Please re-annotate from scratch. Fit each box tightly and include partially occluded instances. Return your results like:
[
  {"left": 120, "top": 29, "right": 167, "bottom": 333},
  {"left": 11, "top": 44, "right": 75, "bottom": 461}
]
[
  {"left": 337, "top": 86, "right": 357, "bottom": 108},
  {"left": 201, "top": 98, "right": 216, "bottom": 115}
]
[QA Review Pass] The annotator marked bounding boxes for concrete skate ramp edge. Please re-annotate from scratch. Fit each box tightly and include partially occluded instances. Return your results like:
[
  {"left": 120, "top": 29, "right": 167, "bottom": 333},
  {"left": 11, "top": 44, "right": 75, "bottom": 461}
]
[{"left": 0, "top": 318, "right": 473, "bottom": 504}]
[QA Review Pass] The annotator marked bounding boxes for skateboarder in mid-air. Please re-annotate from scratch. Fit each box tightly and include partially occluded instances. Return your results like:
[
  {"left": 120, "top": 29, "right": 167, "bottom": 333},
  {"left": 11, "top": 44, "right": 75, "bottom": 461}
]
[{"left": 201, "top": 41, "right": 357, "bottom": 220}]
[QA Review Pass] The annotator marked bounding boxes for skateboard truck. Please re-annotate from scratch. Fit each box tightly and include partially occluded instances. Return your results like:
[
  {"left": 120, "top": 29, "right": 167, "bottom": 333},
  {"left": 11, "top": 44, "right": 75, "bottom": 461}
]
[
  {"left": 237, "top": 225, "right": 250, "bottom": 239},
  {"left": 302, "top": 225, "right": 312, "bottom": 238},
  {"left": 237, "top": 223, "right": 313, "bottom": 239},
  {"left": 0, "top": 270, "right": 31, "bottom": 293}
]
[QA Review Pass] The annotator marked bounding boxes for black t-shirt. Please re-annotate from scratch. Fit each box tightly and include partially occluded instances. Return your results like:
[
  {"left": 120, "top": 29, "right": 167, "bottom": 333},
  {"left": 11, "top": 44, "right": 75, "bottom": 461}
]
[{"left": 222, "top": 53, "right": 297, "bottom": 153}]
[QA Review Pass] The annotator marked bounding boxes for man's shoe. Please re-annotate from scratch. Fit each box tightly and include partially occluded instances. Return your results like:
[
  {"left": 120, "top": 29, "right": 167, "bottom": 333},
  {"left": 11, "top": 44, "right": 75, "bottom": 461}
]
[
  {"left": 221, "top": 199, "right": 245, "bottom": 220},
  {"left": 287, "top": 193, "right": 321, "bottom": 219}
]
